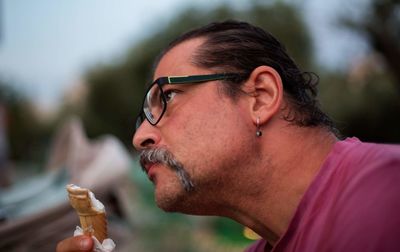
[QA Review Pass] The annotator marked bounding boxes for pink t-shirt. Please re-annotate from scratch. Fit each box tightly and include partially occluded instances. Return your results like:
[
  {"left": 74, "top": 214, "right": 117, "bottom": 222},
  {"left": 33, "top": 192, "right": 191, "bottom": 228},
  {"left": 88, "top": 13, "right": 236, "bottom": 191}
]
[{"left": 246, "top": 137, "right": 400, "bottom": 252}]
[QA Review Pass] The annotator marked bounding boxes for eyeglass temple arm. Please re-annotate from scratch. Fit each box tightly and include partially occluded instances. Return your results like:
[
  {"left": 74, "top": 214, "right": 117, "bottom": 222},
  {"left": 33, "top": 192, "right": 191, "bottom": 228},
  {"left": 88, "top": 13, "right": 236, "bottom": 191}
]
[{"left": 167, "top": 73, "right": 239, "bottom": 84}]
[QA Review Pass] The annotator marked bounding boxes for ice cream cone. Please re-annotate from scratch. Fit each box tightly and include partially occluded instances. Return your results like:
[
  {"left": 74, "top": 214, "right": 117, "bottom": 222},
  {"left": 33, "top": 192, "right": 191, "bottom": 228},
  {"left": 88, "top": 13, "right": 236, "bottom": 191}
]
[{"left": 66, "top": 184, "right": 108, "bottom": 243}]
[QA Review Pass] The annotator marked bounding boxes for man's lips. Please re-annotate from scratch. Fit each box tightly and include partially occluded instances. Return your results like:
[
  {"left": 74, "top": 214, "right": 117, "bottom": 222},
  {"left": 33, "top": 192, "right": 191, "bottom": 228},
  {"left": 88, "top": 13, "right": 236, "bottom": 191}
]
[
  {"left": 142, "top": 161, "right": 150, "bottom": 173},
  {"left": 140, "top": 155, "right": 158, "bottom": 181},
  {"left": 140, "top": 155, "right": 151, "bottom": 172},
  {"left": 144, "top": 162, "right": 155, "bottom": 173},
  {"left": 143, "top": 162, "right": 158, "bottom": 181}
]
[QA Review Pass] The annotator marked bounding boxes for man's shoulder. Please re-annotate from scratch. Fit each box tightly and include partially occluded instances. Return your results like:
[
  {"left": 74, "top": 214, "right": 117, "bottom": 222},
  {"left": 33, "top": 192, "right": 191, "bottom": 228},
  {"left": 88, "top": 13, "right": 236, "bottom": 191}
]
[
  {"left": 275, "top": 138, "right": 400, "bottom": 251},
  {"left": 331, "top": 137, "right": 400, "bottom": 174},
  {"left": 328, "top": 138, "right": 400, "bottom": 198},
  {"left": 316, "top": 138, "right": 400, "bottom": 250},
  {"left": 336, "top": 137, "right": 399, "bottom": 154}
]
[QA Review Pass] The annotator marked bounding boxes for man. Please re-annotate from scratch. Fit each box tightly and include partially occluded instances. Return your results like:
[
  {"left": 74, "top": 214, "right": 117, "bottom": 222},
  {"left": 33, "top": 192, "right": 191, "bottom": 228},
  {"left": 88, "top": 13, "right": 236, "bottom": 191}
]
[{"left": 57, "top": 20, "right": 400, "bottom": 252}]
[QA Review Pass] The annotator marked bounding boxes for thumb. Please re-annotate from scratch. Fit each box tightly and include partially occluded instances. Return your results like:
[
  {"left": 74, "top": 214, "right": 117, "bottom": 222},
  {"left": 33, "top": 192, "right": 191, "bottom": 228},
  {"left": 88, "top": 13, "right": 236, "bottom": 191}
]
[{"left": 56, "top": 235, "right": 94, "bottom": 252}]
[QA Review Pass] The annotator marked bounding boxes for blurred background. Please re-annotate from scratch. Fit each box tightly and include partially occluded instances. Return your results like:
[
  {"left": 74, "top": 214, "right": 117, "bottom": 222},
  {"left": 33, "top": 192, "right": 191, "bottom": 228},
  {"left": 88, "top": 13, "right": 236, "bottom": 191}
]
[{"left": 0, "top": 0, "right": 399, "bottom": 251}]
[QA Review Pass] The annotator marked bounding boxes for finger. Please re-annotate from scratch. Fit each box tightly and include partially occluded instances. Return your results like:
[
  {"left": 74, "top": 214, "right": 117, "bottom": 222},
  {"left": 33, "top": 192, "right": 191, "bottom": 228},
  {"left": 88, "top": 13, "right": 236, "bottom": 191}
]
[{"left": 56, "top": 235, "right": 94, "bottom": 252}]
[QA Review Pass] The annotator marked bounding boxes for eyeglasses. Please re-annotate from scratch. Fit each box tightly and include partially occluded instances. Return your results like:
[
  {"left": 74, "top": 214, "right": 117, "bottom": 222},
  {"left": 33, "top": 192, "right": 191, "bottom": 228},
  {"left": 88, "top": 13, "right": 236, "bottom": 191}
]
[{"left": 135, "top": 73, "right": 247, "bottom": 129}]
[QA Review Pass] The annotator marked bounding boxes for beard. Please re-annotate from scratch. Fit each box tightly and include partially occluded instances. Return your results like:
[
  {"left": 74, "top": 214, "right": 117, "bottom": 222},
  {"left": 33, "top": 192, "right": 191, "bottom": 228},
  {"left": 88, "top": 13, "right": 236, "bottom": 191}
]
[{"left": 139, "top": 147, "right": 195, "bottom": 192}]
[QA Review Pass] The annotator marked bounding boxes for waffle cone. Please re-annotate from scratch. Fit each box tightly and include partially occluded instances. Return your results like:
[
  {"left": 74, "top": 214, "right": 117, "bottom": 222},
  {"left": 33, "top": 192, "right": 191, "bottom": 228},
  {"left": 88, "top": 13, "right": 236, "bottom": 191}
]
[{"left": 66, "top": 184, "right": 108, "bottom": 243}]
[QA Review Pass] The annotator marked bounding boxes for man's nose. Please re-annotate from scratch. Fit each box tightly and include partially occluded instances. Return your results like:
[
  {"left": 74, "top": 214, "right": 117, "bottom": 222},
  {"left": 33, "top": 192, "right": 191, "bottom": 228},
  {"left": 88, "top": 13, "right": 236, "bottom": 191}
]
[{"left": 132, "top": 121, "right": 161, "bottom": 150}]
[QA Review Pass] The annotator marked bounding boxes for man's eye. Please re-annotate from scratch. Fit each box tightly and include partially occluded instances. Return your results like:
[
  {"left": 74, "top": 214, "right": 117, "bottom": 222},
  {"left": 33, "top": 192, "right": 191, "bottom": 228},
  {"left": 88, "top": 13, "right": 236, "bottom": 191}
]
[{"left": 164, "top": 89, "right": 179, "bottom": 103}]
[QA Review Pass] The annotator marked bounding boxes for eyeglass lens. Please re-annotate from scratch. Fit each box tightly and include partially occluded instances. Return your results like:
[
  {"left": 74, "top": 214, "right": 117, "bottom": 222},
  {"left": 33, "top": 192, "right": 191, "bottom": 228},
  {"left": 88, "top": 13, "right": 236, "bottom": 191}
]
[{"left": 143, "top": 83, "right": 165, "bottom": 124}]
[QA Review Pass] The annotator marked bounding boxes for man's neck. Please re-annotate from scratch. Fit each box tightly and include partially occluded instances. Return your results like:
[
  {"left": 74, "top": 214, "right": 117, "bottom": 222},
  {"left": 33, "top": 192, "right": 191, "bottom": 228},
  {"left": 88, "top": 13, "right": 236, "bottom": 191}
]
[{"left": 227, "top": 125, "right": 338, "bottom": 245}]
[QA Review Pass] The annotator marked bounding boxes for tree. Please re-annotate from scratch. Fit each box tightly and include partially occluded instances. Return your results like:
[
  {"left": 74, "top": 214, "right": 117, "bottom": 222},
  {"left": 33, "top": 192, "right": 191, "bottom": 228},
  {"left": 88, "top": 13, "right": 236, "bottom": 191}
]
[
  {"left": 321, "top": 0, "right": 400, "bottom": 143},
  {"left": 0, "top": 81, "right": 48, "bottom": 163},
  {"left": 342, "top": 0, "right": 400, "bottom": 93}
]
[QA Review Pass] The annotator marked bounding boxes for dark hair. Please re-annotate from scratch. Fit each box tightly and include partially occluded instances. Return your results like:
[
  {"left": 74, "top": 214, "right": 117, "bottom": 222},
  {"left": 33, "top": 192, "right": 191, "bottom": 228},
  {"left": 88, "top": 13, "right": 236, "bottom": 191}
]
[{"left": 154, "top": 20, "right": 335, "bottom": 129}]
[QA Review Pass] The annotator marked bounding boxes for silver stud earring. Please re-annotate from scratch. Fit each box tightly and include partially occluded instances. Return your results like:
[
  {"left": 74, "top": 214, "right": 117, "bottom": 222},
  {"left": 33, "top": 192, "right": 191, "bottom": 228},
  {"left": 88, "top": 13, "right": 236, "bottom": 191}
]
[{"left": 256, "top": 117, "right": 262, "bottom": 137}]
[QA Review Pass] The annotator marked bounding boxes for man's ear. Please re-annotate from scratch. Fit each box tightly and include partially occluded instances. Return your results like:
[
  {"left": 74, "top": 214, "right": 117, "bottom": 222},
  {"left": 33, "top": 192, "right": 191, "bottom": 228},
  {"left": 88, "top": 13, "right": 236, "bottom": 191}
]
[{"left": 244, "top": 65, "right": 284, "bottom": 125}]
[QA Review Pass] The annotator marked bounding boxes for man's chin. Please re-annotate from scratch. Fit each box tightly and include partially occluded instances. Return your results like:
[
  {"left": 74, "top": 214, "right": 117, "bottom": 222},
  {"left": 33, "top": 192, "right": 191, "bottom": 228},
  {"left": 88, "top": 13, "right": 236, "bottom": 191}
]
[
  {"left": 154, "top": 187, "right": 190, "bottom": 213},
  {"left": 155, "top": 195, "right": 182, "bottom": 212}
]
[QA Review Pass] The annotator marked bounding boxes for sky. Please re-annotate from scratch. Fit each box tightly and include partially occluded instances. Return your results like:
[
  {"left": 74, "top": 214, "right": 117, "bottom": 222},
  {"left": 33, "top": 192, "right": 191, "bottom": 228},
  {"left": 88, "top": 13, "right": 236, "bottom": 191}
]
[{"left": 0, "top": 0, "right": 368, "bottom": 109}]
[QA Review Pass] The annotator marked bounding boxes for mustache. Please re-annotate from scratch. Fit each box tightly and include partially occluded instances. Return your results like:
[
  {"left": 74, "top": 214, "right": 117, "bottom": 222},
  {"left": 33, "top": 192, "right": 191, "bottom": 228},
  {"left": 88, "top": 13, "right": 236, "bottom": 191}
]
[{"left": 139, "top": 147, "right": 194, "bottom": 192}]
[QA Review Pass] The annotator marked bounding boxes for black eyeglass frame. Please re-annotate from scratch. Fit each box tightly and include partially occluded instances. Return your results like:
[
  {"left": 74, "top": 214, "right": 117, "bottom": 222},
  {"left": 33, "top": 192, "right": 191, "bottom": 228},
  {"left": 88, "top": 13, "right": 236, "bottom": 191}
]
[{"left": 135, "top": 73, "right": 247, "bottom": 129}]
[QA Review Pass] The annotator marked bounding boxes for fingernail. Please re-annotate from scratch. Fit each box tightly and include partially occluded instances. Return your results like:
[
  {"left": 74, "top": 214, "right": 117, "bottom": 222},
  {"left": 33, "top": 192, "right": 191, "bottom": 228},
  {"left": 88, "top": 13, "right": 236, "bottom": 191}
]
[{"left": 80, "top": 237, "right": 91, "bottom": 250}]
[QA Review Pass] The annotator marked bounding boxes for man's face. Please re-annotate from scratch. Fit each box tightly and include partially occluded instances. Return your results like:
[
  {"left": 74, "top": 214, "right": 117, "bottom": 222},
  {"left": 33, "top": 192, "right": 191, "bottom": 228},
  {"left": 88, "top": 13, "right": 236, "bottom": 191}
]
[{"left": 133, "top": 38, "right": 255, "bottom": 214}]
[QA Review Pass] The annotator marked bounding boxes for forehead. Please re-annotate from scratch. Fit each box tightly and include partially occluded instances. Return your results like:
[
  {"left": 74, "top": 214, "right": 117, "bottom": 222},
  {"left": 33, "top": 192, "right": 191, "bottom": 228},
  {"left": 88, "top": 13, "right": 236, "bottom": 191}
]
[{"left": 154, "top": 38, "right": 206, "bottom": 79}]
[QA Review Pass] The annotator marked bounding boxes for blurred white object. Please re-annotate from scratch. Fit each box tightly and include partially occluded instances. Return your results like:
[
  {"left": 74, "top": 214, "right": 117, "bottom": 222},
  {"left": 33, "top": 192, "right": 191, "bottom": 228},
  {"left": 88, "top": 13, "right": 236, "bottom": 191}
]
[
  {"left": 46, "top": 116, "right": 131, "bottom": 191},
  {"left": 0, "top": 116, "right": 133, "bottom": 251},
  {"left": 74, "top": 226, "right": 116, "bottom": 252},
  {"left": 1, "top": 117, "right": 131, "bottom": 218}
]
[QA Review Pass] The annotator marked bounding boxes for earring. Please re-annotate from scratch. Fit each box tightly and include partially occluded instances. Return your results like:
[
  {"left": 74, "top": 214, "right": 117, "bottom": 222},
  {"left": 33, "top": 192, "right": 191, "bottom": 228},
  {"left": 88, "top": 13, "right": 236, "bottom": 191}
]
[{"left": 256, "top": 117, "right": 262, "bottom": 137}]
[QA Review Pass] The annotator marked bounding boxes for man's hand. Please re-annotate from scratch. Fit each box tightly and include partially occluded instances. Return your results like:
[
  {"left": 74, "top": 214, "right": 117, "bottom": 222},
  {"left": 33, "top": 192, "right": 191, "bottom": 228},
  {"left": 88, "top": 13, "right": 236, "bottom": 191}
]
[{"left": 56, "top": 235, "right": 94, "bottom": 252}]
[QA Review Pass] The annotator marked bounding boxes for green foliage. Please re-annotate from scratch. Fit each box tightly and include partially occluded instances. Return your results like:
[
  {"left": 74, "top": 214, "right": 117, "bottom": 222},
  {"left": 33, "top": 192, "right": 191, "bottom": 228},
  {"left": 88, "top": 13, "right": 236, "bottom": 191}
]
[
  {"left": 212, "top": 217, "right": 250, "bottom": 245},
  {"left": 320, "top": 0, "right": 400, "bottom": 143},
  {"left": 0, "top": 82, "right": 51, "bottom": 164},
  {"left": 341, "top": 0, "right": 400, "bottom": 92},
  {"left": 318, "top": 70, "right": 400, "bottom": 143}
]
